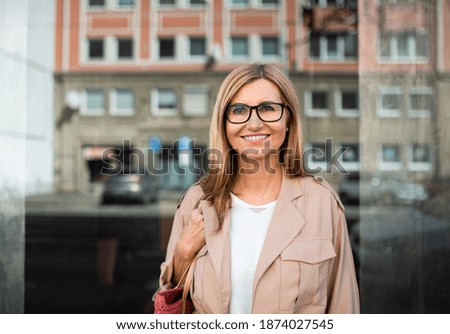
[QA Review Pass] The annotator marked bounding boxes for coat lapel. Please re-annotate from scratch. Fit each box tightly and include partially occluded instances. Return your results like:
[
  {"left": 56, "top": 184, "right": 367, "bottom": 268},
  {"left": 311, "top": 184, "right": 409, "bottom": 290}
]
[{"left": 253, "top": 176, "right": 306, "bottom": 291}]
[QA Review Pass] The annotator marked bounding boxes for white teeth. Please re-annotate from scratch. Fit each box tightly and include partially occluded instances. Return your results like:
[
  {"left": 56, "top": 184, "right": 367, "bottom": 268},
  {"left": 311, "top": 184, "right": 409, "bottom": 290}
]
[{"left": 243, "top": 135, "right": 268, "bottom": 141}]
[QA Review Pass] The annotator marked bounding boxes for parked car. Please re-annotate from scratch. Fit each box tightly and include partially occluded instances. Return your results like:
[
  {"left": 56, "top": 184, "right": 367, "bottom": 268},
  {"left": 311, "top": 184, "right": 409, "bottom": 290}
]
[
  {"left": 338, "top": 173, "right": 429, "bottom": 206},
  {"left": 101, "top": 173, "right": 160, "bottom": 204}
]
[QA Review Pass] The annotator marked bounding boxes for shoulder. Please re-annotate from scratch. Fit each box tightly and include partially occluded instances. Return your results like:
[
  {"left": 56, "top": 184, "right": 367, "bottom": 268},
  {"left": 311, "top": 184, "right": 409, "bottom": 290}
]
[
  {"left": 299, "top": 174, "right": 345, "bottom": 211},
  {"left": 176, "top": 181, "right": 204, "bottom": 210}
]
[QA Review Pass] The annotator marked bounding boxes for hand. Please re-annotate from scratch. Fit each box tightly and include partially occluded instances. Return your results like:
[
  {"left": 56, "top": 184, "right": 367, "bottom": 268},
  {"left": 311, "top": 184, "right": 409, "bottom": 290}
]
[
  {"left": 172, "top": 205, "right": 205, "bottom": 286},
  {"left": 176, "top": 205, "right": 206, "bottom": 261}
]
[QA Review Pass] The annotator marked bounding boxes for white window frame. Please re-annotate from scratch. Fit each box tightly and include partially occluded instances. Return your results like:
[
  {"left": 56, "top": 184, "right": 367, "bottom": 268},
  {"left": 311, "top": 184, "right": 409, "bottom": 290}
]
[
  {"left": 378, "top": 144, "right": 402, "bottom": 171},
  {"left": 335, "top": 90, "right": 359, "bottom": 117},
  {"left": 408, "top": 87, "right": 433, "bottom": 118},
  {"left": 408, "top": 144, "right": 432, "bottom": 172},
  {"left": 109, "top": 89, "right": 135, "bottom": 116},
  {"left": 151, "top": 88, "right": 178, "bottom": 116},
  {"left": 377, "top": 87, "right": 402, "bottom": 118},
  {"left": 304, "top": 90, "right": 331, "bottom": 117},
  {"left": 80, "top": 89, "right": 105, "bottom": 116},
  {"left": 338, "top": 143, "right": 360, "bottom": 172},
  {"left": 183, "top": 86, "right": 209, "bottom": 116}
]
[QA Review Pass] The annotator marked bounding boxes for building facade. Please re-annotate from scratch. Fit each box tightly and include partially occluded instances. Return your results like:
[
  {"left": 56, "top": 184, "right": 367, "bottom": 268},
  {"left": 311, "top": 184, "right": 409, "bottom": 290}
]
[{"left": 54, "top": 0, "right": 447, "bottom": 192}]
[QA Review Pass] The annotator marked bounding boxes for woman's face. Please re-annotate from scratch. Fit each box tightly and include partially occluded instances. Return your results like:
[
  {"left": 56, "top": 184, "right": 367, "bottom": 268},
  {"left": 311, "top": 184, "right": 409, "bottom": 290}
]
[{"left": 225, "top": 79, "right": 289, "bottom": 162}]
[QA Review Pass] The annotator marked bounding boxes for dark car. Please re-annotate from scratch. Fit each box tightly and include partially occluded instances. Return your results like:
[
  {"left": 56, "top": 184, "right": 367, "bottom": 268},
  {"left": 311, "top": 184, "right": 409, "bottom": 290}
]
[
  {"left": 101, "top": 173, "right": 160, "bottom": 204},
  {"left": 338, "top": 172, "right": 429, "bottom": 206}
]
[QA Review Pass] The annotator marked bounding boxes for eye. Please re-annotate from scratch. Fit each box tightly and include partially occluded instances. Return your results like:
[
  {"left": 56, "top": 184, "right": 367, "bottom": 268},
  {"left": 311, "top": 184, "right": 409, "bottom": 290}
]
[
  {"left": 259, "top": 103, "right": 276, "bottom": 112},
  {"left": 229, "top": 105, "right": 248, "bottom": 115}
]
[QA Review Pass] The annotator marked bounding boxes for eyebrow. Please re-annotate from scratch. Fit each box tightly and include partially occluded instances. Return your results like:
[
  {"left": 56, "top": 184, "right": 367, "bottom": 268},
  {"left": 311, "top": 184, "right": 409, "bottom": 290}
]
[{"left": 228, "top": 100, "right": 281, "bottom": 106}]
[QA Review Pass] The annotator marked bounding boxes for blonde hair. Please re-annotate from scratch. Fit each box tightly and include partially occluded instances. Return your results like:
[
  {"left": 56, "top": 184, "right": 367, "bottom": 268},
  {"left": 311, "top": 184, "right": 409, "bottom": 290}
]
[{"left": 200, "top": 64, "right": 305, "bottom": 227}]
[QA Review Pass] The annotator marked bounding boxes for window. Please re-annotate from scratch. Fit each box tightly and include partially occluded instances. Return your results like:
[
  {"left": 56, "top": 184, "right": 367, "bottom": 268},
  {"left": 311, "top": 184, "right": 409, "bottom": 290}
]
[
  {"left": 80, "top": 89, "right": 105, "bottom": 116},
  {"left": 118, "top": 0, "right": 135, "bottom": 7},
  {"left": 118, "top": 38, "right": 133, "bottom": 59},
  {"left": 310, "top": 33, "right": 357, "bottom": 60},
  {"left": 339, "top": 143, "right": 360, "bottom": 172},
  {"left": 89, "top": 0, "right": 105, "bottom": 8},
  {"left": 408, "top": 144, "right": 432, "bottom": 171},
  {"left": 336, "top": 90, "right": 359, "bottom": 117},
  {"left": 408, "top": 87, "right": 433, "bottom": 118},
  {"left": 262, "top": 37, "right": 279, "bottom": 57},
  {"left": 183, "top": 86, "right": 209, "bottom": 116},
  {"left": 159, "top": 0, "right": 175, "bottom": 5},
  {"left": 304, "top": 90, "right": 330, "bottom": 117},
  {"left": 190, "top": 0, "right": 207, "bottom": 6},
  {"left": 231, "top": 0, "right": 249, "bottom": 6},
  {"left": 110, "top": 89, "right": 135, "bottom": 116},
  {"left": 231, "top": 37, "right": 249, "bottom": 58},
  {"left": 190, "top": 37, "right": 206, "bottom": 57},
  {"left": 307, "top": 0, "right": 357, "bottom": 6},
  {"left": 380, "top": 31, "right": 428, "bottom": 61},
  {"left": 262, "top": 0, "right": 279, "bottom": 5},
  {"left": 159, "top": 38, "right": 175, "bottom": 59},
  {"left": 152, "top": 89, "right": 177, "bottom": 116},
  {"left": 88, "top": 39, "right": 104, "bottom": 59},
  {"left": 379, "top": 144, "right": 402, "bottom": 171},
  {"left": 377, "top": 87, "right": 402, "bottom": 117}
]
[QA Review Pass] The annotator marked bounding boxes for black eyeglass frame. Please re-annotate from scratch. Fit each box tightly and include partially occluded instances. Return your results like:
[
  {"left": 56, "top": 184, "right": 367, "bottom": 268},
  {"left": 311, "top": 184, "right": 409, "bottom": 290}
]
[{"left": 225, "top": 102, "right": 287, "bottom": 124}]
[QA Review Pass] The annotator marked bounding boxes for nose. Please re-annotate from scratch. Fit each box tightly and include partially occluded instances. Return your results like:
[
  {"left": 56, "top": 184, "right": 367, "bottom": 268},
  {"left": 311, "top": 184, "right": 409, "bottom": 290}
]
[{"left": 246, "top": 108, "right": 263, "bottom": 130}]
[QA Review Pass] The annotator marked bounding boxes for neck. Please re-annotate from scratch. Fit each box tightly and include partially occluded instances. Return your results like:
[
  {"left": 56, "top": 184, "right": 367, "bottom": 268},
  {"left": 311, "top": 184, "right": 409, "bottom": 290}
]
[{"left": 232, "top": 158, "right": 284, "bottom": 204}]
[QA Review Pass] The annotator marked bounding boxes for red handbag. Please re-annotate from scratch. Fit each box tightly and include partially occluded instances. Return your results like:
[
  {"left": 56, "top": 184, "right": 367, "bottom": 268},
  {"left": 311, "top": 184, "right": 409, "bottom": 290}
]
[{"left": 153, "top": 258, "right": 196, "bottom": 314}]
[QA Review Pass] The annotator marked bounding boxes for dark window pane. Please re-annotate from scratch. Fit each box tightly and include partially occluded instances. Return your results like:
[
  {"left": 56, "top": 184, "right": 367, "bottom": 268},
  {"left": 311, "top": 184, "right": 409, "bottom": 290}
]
[
  {"left": 344, "top": 33, "right": 357, "bottom": 58},
  {"left": 342, "top": 91, "right": 358, "bottom": 109},
  {"left": 89, "top": 39, "right": 104, "bottom": 59},
  {"left": 89, "top": 0, "right": 105, "bottom": 7},
  {"left": 310, "top": 34, "right": 320, "bottom": 58},
  {"left": 160, "top": 0, "right": 175, "bottom": 5},
  {"left": 118, "top": 39, "right": 133, "bottom": 58},
  {"left": 231, "top": 37, "right": 248, "bottom": 56},
  {"left": 119, "top": 0, "right": 135, "bottom": 6},
  {"left": 160, "top": 38, "right": 175, "bottom": 58},
  {"left": 190, "top": 38, "right": 206, "bottom": 56},
  {"left": 262, "top": 37, "right": 279, "bottom": 56},
  {"left": 312, "top": 91, "right": 328, "bottom": 109}
]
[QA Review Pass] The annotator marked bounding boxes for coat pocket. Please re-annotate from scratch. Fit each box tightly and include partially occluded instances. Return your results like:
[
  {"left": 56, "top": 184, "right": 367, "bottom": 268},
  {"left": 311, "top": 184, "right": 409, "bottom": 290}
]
[{"left": 279, "top": 239, "right": 336, "bottom": 311}]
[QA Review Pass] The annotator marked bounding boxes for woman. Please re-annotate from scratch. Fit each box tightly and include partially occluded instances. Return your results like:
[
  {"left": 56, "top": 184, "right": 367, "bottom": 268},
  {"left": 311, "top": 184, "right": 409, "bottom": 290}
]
[{"left": 156, "top": 64, "right": 360, "bottom": 313}]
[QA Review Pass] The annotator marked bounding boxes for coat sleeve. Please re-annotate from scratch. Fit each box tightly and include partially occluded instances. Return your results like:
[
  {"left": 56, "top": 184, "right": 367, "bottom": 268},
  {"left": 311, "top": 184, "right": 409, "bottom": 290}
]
[
  {"left": 326, "top": 198, "right": 360, "bottom": 313},
  {"left": 153, "top": 185, "right": 202, "bottom": 299}
]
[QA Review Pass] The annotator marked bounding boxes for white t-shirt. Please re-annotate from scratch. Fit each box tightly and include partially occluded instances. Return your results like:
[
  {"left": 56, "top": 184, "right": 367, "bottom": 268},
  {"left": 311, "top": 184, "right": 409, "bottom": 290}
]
[{"left": 229, "top": 193, "right": 276, "bottom": 314}]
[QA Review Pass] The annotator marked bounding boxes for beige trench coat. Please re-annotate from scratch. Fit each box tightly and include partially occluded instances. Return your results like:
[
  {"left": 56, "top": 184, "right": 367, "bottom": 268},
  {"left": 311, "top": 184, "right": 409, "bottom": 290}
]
[{"left": 157, "top": 175, "right": 360, "bottom": 314}]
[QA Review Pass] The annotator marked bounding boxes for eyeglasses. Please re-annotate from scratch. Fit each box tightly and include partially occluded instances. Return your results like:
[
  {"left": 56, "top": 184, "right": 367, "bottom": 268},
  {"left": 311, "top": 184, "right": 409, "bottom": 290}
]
[{"left": 225, "top": 102, "right": 286, "bottom": 124}]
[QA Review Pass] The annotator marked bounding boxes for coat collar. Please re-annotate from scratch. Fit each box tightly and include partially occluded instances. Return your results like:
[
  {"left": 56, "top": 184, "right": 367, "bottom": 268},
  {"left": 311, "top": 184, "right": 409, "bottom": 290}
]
[{"left": 199, "top": 175, "right": 306, "bottom": 312}]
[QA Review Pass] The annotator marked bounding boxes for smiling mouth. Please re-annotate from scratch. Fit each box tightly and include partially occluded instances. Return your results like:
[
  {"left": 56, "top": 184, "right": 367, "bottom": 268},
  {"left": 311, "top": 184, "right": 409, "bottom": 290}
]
[{"left": 242, "top": 135, "right": 269, "bottom": 141}]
